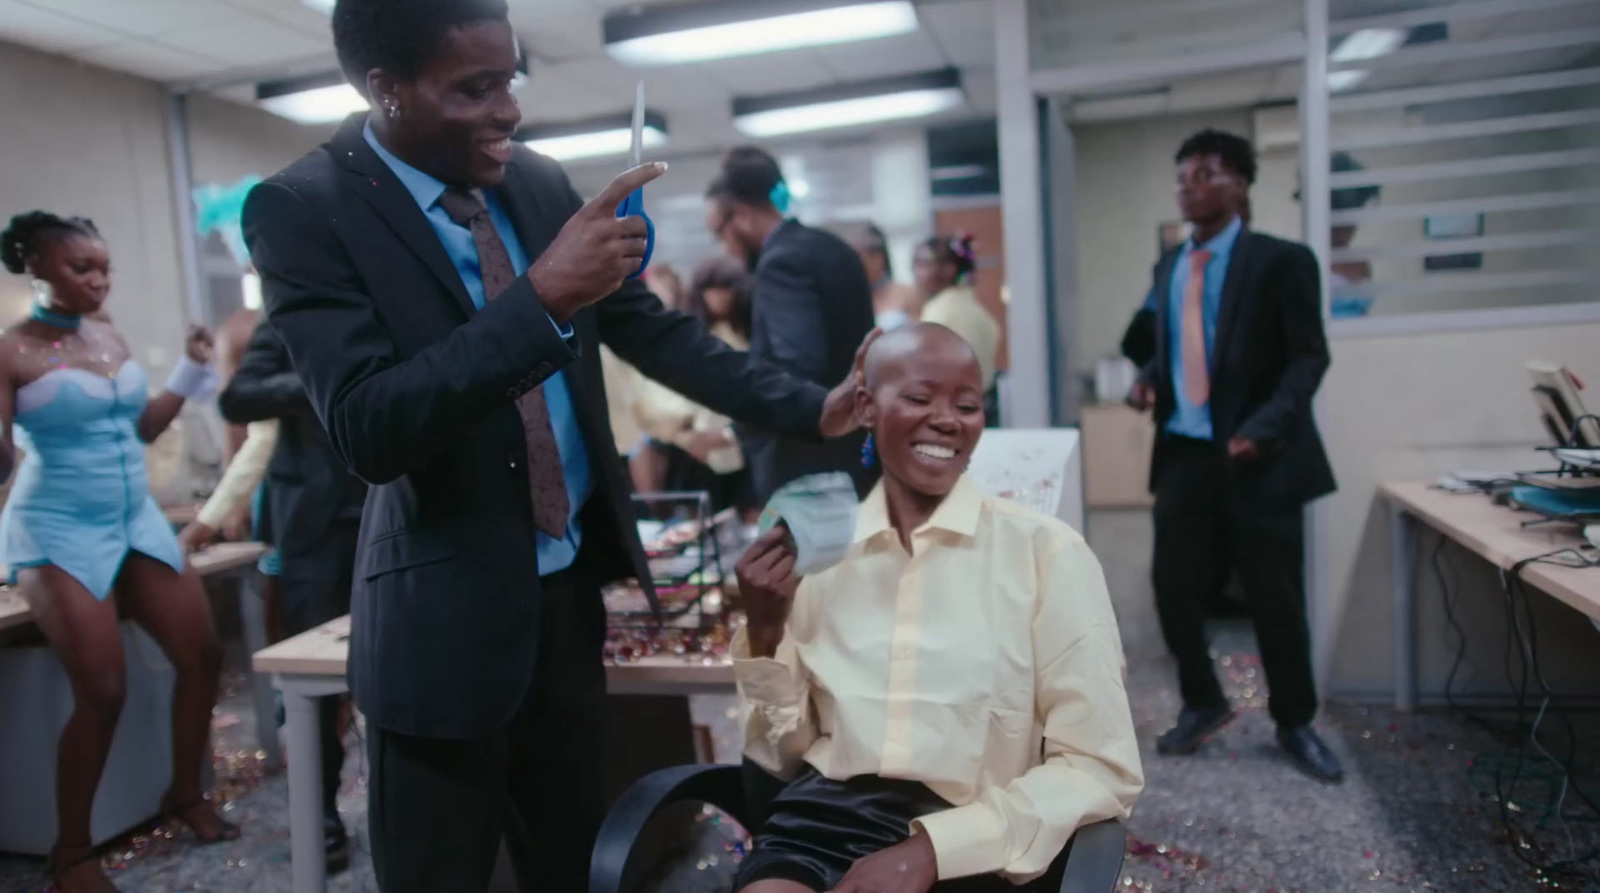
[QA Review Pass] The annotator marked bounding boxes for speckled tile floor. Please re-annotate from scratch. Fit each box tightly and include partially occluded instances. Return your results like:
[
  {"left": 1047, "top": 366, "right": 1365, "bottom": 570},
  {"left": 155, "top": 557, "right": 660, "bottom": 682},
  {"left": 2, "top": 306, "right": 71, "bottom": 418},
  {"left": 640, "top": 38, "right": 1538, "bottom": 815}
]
[{"left": 3, "top": 618, "right": 1597, "bottom": 891}]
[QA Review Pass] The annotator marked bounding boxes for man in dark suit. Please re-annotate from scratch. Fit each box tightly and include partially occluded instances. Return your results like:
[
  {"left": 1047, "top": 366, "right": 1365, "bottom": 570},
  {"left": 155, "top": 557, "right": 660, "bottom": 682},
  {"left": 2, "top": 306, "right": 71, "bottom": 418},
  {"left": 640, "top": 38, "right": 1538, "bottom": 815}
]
[
  {"left": 217, "top": 319, "right": 362, "bottom": 872},
  {"left": 703, "top": 146, "right": 879, "bottom": 501},
  {"left": 1129, "top": 129, "right": 1342, "bottom": 783},
  {"left": 242, "top": 1, "right": 862, "bottom": 890}
]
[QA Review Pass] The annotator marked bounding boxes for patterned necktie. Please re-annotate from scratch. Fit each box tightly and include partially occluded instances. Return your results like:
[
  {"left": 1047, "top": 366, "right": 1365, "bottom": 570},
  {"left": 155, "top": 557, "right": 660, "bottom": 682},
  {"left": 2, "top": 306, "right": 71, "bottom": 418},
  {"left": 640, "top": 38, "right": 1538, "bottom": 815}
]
[
  {"left": 438, "top": 188, "right": 570, "bottom": 538},
  {"left": 1181, "top": 249, "right": 1213, "bottom": 407}
]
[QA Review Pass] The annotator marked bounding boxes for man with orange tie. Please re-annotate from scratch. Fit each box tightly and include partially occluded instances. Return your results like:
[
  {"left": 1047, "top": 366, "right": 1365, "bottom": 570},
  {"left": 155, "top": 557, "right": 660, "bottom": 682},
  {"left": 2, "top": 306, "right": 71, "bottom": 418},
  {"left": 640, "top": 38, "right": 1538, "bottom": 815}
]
[{"left": 1129, "top": 129, "right": 1341, "bottom": 783}]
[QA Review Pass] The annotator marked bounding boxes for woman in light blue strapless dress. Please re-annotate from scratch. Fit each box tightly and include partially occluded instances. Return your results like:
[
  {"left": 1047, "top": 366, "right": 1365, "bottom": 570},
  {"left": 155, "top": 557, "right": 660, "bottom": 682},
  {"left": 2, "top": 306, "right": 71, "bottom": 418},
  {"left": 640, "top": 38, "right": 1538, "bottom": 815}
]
[{"left": 0, "top": 211, "right": 240, "bottom": 893}]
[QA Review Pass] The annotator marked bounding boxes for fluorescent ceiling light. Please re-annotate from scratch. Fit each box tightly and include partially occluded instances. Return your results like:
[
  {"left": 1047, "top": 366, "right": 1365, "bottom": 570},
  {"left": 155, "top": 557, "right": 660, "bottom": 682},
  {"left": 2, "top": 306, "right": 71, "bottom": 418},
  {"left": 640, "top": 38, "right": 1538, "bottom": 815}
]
[
  {"left": 1327, "top": 69, "right": 1370, "bottom": 92},
  {"left": 524, "top": 126, "right": 666, "bottom": 162},
  {"left": 734, "top": 68, "right": 964, "bottom": 138},
  {"left": 605, "top": 0, "right": 917, "bottom": 66},
  {"left": 1331, "top": 28, "right": 1405, "bottom": 63},
  {"left": 257, "top": 74, "right": 368, "bottom": 125},
  {"left": 299, "top": 0, "right": 334, "bottom": 13},
  {"left": 518, "top": 109, "right": 669, "bottom": 162}
]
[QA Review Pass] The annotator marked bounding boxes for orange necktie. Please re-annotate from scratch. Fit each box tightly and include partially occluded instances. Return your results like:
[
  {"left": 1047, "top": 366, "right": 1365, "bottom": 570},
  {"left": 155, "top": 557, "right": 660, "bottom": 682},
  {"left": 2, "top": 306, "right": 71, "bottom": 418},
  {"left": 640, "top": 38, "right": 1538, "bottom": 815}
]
[{"left": 1182, "top": 249, "right": 1213, "bottom": 407}]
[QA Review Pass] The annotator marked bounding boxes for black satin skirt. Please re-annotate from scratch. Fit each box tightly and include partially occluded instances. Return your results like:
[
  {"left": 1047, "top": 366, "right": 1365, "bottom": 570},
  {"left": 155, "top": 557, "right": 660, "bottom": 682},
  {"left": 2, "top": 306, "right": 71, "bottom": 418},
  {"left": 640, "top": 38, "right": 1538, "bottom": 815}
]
[{"left": 732, "top": 766, "right": 1066, "bottom": 892}]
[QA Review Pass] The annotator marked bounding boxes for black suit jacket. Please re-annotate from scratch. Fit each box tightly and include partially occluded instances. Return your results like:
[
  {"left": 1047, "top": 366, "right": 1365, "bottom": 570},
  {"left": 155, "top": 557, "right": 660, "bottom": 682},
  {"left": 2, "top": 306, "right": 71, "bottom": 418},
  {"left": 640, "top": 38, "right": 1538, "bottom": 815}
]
[
  {"left": 742, "top": 219, "right": 878, "bottom": 501},
  {"left": 217, "top": 319, "right": 365, "bottom": 559},
  {"left": 1141, "top": 227, "right": 1336, "bottom": 510},
  {"left": 242, "top": 115, "right": 828, "bottom": 739}
]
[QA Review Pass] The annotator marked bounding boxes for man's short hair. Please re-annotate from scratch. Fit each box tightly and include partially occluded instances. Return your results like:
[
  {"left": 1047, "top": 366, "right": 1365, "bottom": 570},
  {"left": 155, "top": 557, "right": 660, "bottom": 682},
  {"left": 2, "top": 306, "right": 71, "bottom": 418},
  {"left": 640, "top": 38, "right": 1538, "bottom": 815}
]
[
  {"left": 333, "top": 0, "right": 510, "bottom": 95},
  {"left": 1175, "top": 128, "right": 1258, "bottom": 185}
]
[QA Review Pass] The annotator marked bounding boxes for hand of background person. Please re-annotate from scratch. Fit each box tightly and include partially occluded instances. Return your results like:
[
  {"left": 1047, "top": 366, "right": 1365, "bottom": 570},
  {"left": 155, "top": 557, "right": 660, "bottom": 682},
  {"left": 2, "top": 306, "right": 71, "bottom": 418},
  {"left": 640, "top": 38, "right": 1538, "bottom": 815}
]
[
  {"left": 221, "top": 507, "right": 252, "bottom": 543},
  {"left": 735, "top": 525, "right": 800, "bottom": 659},
  {"left": 828, "top": 833, "right": 938, "bottom": 893},
  {"left": 819, "top": 328, "right": 883, "bottom": 438},
  {"left": 1226, "top": 435, "right": 1260, "bottom": 462},
  {"left": 1127, "top": 380, "right": 1157, "bottom": 412},
  {"left": 684, "top": 428, "right": 735, "bottom": 466},
  {"left": 529, "top": 163, "right": 668, "bottom": 323},
  {"left": 185, "top": 325, "right": 215, "bottom": 364},
  {"left": 177, "top": 522, "right": 218, "bottom": 553}
]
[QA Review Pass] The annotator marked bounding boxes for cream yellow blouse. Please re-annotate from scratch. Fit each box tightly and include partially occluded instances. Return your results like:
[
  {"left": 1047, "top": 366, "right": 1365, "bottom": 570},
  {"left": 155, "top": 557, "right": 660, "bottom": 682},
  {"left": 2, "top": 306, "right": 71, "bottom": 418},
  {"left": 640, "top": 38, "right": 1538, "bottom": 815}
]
[{"left": 732, "top": 476, "right": 1143, "bottom": 883}]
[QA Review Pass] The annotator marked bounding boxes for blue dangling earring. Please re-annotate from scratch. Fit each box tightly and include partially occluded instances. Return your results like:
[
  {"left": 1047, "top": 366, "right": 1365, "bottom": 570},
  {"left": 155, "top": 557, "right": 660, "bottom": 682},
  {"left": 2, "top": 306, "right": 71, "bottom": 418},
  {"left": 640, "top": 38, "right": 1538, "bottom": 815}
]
[{"left": 860, "top": 432, "right": 876, "bottom": 469}]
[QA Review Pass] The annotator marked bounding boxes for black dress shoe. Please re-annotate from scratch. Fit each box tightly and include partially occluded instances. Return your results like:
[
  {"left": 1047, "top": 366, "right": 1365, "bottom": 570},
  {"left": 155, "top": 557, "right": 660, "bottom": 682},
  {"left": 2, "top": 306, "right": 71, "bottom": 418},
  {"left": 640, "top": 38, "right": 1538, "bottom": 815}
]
[
  {"left": 1155, "top": 706, "right": 1236, "bottom": 755},
  {"left": 324, "top": 816, "right": 350, "bottom": 875},
  {"left": 1277, "top": 725, "right": 1344, "bottom": 783}
]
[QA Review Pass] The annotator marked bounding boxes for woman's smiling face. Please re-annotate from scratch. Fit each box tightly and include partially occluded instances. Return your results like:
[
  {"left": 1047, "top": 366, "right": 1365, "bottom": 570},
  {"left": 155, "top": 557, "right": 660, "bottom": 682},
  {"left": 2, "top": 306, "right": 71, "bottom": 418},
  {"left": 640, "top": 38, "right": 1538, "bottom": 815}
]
[{"left": 857, "top": 324, "right": 985, "bottom": 498}]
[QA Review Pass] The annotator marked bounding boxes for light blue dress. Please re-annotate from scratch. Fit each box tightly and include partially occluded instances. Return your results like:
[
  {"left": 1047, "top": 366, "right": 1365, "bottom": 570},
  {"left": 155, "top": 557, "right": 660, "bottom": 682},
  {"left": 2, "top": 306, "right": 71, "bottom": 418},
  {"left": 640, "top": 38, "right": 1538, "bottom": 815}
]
[{"left": 0, "top": 361, "right": 185, "bottom": 599}]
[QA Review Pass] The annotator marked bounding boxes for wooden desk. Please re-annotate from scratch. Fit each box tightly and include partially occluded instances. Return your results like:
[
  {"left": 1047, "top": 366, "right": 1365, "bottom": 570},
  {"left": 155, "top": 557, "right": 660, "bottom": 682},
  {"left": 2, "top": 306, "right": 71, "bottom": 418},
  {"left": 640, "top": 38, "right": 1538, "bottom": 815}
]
[
  {"left": 1379, "top": 481, "right": 1600, "bottom": 710},
  {"left": 254, "top": 614, "right": 734, "bottom": 893},
  {"left": 0, "top": 542, "right": 279, "bottom": 764}
]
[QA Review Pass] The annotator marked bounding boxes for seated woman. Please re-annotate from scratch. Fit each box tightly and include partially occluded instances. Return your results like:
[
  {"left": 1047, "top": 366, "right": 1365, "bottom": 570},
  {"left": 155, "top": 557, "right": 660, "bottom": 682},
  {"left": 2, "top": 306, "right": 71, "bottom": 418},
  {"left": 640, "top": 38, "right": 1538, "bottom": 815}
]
[{"left": 732, "top": 323, "right": 1142, "bottom": 893}]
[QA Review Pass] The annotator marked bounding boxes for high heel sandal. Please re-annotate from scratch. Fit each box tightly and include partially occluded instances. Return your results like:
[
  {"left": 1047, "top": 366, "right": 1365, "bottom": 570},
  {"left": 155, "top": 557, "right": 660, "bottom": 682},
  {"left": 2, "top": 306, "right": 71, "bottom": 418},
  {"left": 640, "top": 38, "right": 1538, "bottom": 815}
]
[
  {"left": 49, "top": 842, "right": 118, "bottom": 893},
  {"left": 159, "top": 793, "right": 241, "bottom": 843}
]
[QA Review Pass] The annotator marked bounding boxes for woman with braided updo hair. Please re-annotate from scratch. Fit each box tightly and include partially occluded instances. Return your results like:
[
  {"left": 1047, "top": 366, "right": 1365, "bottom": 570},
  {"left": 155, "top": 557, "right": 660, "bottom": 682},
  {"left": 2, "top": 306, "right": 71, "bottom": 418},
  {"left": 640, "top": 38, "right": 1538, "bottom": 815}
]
[
  {"left": 913, "top": 234, "right": 1002, "bottom": 393},
  {"left": 0, "top": 211, "right": 238, "bottom": 893}
]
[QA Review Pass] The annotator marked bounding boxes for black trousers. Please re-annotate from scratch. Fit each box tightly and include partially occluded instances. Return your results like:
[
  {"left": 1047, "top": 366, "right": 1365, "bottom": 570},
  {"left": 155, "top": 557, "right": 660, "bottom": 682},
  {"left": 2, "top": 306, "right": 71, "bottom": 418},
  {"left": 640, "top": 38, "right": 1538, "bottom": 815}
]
[
  {"left": 366, "top": 569, "right": 607, "bottom": 893},
  {"left": 279, "top": 519, "right": 359, "bottom": 818},
  {"left": 1152, "top": 437, "right": 1317, "bottom": 728}
]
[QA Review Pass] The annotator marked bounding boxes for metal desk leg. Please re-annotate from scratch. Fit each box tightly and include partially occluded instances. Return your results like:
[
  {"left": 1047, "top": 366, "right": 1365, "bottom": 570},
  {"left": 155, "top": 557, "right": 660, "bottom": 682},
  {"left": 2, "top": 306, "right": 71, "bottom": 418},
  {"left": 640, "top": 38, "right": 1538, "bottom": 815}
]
[
  {"left": 284, "top": 684, "right": 327, "bottom": 893},
  {"left": 237, "top": 573, "right": 282, "bottom": 769},
  {"left": 1391, "top": 505, "right": 1417, "bottom": 712}
]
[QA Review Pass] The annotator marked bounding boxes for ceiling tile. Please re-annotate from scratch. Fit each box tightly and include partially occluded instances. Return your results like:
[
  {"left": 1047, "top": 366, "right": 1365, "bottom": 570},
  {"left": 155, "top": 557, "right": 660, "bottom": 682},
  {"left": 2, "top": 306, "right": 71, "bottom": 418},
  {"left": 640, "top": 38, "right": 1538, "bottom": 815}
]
[
  {"left": 921, "top": 0, "right": 995, "bottom": 68},
  {"left": 19, "top": 0, "right": 237, "bottom": 39},
  {"left": 213, "top": 0, "right": 335, "bottom": 38},
  {"left": 547, "top": 56, "right": 649, "bottom": 102},
  {"left": 637, "top": 68, "right": 732, "bottom": 113},
  {"left": 153, "top": 17, "right": 326, "bottom": 66},
  {"left": 510, "top": 3, "right": 604, "bottom": 62},
  {"left": 813, "top": 31, "right": 947, "bottom": 80},
  {"left": 515, "top": 68, "right": 618, "bottom": 122},
  {"left": 703, "top": 53, "right": 836, "bottom": 96},
  {"left": 0, "top": 0, "right": 131, "bottom": 52},
  {"left": 78, "top": 39, "right": 221, "bottom": 81}
]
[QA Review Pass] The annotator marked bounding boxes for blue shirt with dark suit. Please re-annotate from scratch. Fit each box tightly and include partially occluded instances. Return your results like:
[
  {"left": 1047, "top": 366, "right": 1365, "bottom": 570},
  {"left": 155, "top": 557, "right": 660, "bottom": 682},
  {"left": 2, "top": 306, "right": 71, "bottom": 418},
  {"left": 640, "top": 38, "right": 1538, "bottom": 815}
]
[
  {"left": 1165, "top": 215, "right": 1241, "bottom": 441},
  {"left": 364, "top": 123, "right": 591, "bottom": 574}
]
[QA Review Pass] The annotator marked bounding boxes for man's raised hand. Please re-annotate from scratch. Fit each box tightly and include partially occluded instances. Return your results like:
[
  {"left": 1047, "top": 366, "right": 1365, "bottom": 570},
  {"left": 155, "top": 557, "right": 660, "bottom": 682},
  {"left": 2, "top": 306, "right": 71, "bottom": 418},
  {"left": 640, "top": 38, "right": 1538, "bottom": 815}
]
[{"left": 528, "top": 162, "right": 667, "bottom": 322}]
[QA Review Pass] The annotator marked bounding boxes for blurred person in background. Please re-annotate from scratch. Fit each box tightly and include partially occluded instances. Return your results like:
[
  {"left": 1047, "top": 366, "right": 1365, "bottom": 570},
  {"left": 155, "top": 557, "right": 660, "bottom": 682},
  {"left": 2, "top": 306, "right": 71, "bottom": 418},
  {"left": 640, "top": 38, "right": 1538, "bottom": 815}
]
[
  {"left": 1127, "top": 129, "right": 1340, "bottom": 783},
  {"left": 630, "top": 256, "right": 757, "bottom": 516},
  {"left": 217, "top": 317, "right": 365, "bottom": 872},
  {"left": 643, "top": 262, "right": 682, "bottom": 309},
  {"left": 181, "top": 278, "right": 285, "bottom": 638},
  {"left": 914, "top": 234, "right": 1000, "bottom": 395},
  {"left": 0, "top": 210, "right": 237, "bottom": 893},
  {"left": 705, "top": 146, "right": 878, "bottom": 500},
  {"left": 854, "top": 222, "right": 920, "bottom": 330}
]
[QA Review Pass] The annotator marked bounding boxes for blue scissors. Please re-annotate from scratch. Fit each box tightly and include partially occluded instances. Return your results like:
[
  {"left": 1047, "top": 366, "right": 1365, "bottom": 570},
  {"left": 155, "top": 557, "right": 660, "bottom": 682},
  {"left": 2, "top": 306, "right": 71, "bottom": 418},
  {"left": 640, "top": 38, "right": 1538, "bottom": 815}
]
[{"left": 618, "top": 80, "right": 654, "bottom": 280}]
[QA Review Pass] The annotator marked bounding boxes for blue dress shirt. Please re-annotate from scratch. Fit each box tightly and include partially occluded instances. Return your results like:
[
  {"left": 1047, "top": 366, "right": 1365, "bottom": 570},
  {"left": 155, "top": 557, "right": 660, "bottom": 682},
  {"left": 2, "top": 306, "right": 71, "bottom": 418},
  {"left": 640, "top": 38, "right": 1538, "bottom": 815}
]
[
  {"left": 364, "top": 123, "right": 591, "bottom": 574},
  {"left": 1165, "top": 215, "right": 1242, "bottom": 440}
]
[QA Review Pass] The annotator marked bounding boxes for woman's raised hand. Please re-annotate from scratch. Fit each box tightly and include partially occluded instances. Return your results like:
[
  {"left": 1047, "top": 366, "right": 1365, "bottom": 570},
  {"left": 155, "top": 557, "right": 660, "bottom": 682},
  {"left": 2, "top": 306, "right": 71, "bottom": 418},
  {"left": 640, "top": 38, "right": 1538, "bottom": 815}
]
[
  {"left": 735, "top": 525, "right": 799, "bottom": 659},
  {"left": 184, "top": 325, "right": 215, "bottom": 364}
]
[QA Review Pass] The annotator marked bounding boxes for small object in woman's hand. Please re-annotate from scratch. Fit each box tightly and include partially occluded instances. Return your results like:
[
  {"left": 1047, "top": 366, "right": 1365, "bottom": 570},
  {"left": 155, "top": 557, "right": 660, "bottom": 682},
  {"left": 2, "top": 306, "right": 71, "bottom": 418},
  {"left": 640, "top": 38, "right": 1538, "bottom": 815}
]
[{"left": 759, "top": 472, "right": 858, "bottom": 576}]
